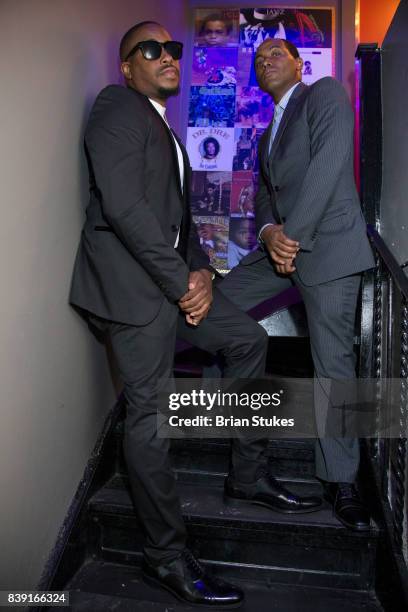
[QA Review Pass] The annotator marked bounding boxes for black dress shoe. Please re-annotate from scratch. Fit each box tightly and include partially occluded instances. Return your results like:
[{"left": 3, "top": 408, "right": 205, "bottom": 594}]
[
  {"left": 142, "top": 548, "right": 244, "bottom": 608},
  {"left": 224, "top": 471, "right": 322, "bottom": 514},
  {"left": 324, "top": 482, "right": 371, "bottom": 531}
]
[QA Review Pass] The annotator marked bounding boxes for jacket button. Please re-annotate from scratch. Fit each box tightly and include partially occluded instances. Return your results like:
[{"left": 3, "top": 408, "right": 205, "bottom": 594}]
[
  {"left": 281, "top": 216, "right": 286, "bottom": 223},
  {"left": 274, "top": 185, "right": 280, "bottom": 192},
  {"left": 171, "top": 224, "right": 179, "bottom": 232}
]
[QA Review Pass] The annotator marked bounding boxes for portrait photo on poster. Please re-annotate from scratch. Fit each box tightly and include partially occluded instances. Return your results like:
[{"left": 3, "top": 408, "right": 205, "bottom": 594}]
[
  {"left": 230, "top": 170, "right": 256, "bottom": 219},
  {"left": 235, "top": 86, "right": 273, "bottom": 128},
  {"left": 228, "top": 217, "right": 257, "bottom": 269},
  {"left": 187, "top": 127, "right": 235, "bottom": 171},
  {"left": 232, "top": 127, "right": 262, "bottom": 172},
  {"left": 194, "top": 8, "right": 240, "bottom": 47},
  {"left": 193, "top": 215, "right": 230, "bottom": 270},
  {"left": 190, "top": 171, "right": 232, "bottom": 217}
]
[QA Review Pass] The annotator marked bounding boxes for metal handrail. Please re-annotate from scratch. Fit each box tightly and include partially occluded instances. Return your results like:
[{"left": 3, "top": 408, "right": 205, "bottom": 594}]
[
  {"left": 367, "top": 224, "right": 408, "bottom": 300},
  {"left": 363, "top": 222, "right": 408, "bottom": 582}
]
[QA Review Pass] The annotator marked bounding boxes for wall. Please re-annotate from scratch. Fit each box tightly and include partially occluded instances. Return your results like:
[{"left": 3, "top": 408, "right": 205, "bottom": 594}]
[
  {"left": 379, "top": 0, "right": 408, "bottom": 262},
  {"left": 359, "top": 0, "right": 400, "bottom": 44},
  {"left": 0, "top": 0, "right": 188, "bottom": 591}
]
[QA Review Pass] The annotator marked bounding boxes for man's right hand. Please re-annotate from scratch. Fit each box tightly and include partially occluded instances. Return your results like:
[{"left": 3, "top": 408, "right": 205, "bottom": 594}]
[
  {"left": 178, "top": 269, "right": 213, "bottom": 326},
  {"left": 261, "top": 224, "right": 299, "bottom": 275}
]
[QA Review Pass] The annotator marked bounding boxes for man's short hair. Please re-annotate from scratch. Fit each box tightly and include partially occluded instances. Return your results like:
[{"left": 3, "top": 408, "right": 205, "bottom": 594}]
[
  {"left": 281, "top": 39, "right": 300, "bottom": 59},
  {"left": 200, "top": 13, "right": 232, "bottom": 35},
  {"left": 119, "top": 21, "right": 161, "bottom": 61}
]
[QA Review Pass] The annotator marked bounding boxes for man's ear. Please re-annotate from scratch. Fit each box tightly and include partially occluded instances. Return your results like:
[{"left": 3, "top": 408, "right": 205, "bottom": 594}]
[
  {"left": 297, "top": 57, "right": 304, "bottom": 74},
  {"left": 121, "top": 62, "right": 131, "bottom": 80}
]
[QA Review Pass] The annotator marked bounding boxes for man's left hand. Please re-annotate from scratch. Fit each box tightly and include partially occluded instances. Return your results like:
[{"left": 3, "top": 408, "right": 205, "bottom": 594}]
[
  {"left": 275, "top": 259, "right": 296, "bottom": 275},
  {"left": 178, "top": 269, "right": 213, "bottom": 325}
]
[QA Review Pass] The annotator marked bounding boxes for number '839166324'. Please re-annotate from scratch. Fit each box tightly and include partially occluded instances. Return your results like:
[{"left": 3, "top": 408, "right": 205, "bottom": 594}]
[{"left": 2, "top": 591, "right": 69, "bottom": 606}]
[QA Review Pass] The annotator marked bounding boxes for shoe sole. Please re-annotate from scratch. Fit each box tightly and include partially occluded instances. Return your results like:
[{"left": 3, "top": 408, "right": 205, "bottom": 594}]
[
  {"left": 323, "top": 493, "right": 371, "bottom": 531},
  {"left": 142, "top": 570, "right": 244, "bottom": 609},
  {"left": 224, "top": 493, "right": 322, "bottom": 514}
]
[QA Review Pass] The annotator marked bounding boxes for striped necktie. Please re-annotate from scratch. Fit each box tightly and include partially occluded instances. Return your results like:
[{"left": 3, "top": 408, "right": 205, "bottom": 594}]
[{"left": 269, "top": 103, "right": 283, "bottom": 153}]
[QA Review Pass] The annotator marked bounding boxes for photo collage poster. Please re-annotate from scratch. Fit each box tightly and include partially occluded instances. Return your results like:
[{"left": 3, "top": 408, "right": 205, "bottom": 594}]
[{"left": 187, "top": 7, "right": 335, "bottom": 272}]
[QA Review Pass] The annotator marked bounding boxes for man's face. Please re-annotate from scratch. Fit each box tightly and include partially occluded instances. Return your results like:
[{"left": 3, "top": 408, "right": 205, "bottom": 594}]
[
  {"left": 233, "top": 220, "right": 252, "bottom": 249},
  {"left": 254, "top": 39, "right": 302, "bottom": 101},
  {"left": 199, "top": 224, "right": 213, "bottom": 240},
  {"left": 203, "top": 20, "right": 228, "bottom": 46},
  {"left": 121, "top": 24, "right": 180, "bottom": 103},
  {"left": 206, "top": 142, "right": 216, "bottom": 156}
]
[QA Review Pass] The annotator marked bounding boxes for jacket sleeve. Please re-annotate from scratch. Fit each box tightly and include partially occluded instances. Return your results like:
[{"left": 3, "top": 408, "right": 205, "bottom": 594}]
[
  {"left": 283, "top": 78, "right": 354, "bottom": 252},
  {"left": 86, "top": 88, "right": 189, "bottom": 302}
]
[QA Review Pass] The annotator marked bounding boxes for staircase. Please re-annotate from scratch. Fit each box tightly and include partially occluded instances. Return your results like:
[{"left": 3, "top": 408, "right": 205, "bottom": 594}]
[{"left": 43, "top": 338, "right": 389, "bottom": 612}]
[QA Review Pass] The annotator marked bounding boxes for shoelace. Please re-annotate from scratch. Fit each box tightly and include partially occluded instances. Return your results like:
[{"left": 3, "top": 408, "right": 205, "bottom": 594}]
[
  {"left": 255, "top": 465, "right": 280, "bottom": 483},
  {"left": 182, "top": 550, "right": 204, "bottom": 577}
]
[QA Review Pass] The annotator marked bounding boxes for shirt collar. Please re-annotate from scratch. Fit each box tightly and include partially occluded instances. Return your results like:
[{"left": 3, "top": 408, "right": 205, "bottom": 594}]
[
  {"left": 276, "top": 81, "right": 301, "bottom": 112},
  {"left": 149, "top": 98, "right": 166, "bottom": 118}
]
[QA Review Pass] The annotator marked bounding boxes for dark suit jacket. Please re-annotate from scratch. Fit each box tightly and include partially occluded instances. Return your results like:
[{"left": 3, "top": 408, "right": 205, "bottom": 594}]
[
  {"left": 69, "top": 85, "right": 210, "bottom": 325},
  {"left": 244, "top": 77, "right": 374, "bottom": 286}
]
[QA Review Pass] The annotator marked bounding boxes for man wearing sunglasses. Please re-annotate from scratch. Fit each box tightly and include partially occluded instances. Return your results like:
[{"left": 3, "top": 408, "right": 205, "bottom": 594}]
[{"left": 71, "top": 20, "right": 316, "bottom": 608}]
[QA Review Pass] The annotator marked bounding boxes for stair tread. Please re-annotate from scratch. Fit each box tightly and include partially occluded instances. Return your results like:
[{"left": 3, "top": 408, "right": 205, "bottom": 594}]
[
  {"left": 67, "top": 559, "right": 383, "bottom": 611},
  {"left": 116, "top": 437, "right": 316, "bottom": 480},
  {"left": 89, "top": 477, "right": 379, "bottom": 537},
  {"left": 170, "top": 453, "right": 314, "bottom": 478}
]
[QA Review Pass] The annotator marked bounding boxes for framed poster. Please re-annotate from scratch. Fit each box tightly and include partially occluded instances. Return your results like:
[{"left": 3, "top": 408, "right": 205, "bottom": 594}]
[{"left": 187, "top": 7, "right": 335, "bottom": 272}]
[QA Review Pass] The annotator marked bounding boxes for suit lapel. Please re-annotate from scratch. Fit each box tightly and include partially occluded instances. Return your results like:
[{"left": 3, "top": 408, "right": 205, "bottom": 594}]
[
  {"left": 146, "top": 99, "right": 184, "bottom": 199},
  {"left": 261, "top": 123, "right": 273, "bottom": 172},
  {"left": 269, "top": 82, "right": 308, "bottom": 162},
  {"left": 166, "top": 127, "right": 184, "bottom": 199}
]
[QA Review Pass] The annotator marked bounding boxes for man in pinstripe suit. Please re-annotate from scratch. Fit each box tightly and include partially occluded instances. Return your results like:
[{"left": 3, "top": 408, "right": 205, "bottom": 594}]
[{"left": 219, "top": 38, "right": 375, "bottom": 530}]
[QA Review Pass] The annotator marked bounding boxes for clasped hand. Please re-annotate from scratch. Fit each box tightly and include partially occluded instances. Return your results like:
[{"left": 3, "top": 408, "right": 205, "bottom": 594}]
[
  {"left": 261, "top": 224, "right": 299, "bottom": 275},
  {"left": 178, "top": 269, "right": 213, "bottom": 326}
]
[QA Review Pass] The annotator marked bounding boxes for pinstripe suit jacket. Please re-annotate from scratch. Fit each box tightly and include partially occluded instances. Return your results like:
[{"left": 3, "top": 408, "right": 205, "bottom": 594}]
[{"left": 244, "top": 77, "right": 374, "bottom": 286}]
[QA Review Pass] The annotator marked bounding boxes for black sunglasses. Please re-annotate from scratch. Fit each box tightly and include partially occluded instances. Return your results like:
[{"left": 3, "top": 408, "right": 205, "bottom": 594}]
[{"left": 125, "top": 40, "right": 183, "bottom": 62}]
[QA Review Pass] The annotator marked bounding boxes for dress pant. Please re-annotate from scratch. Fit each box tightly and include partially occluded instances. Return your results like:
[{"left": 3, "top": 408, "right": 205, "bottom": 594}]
[
  {"left": 210, "top": 256, "right": 362, "bottom": 484},
  {"left": 91, "top": 286, "right": 268, "bottom": 565}
]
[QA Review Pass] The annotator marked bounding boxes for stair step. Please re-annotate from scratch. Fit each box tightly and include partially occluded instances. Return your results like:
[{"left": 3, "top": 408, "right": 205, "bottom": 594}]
[
  {"left": 170, "top": 438, "right": 315, "bottom": 482},
  {"left": 113, "top": 430, "right": 316, "bottom": 479},
  {"left": 86, "top": 476, "right": 379, "bottom": 591},
  {"left": 171, "top": 452, "right": 315, "bottom": 485},
  {"left": 66, "top": 559, "right": 383, "bottom": 611}
]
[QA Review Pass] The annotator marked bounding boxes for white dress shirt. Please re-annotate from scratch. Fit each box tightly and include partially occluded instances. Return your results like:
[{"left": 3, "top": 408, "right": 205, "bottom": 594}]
[{"left": 149, "top": 98, "right": 183, "bottom": 248}]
